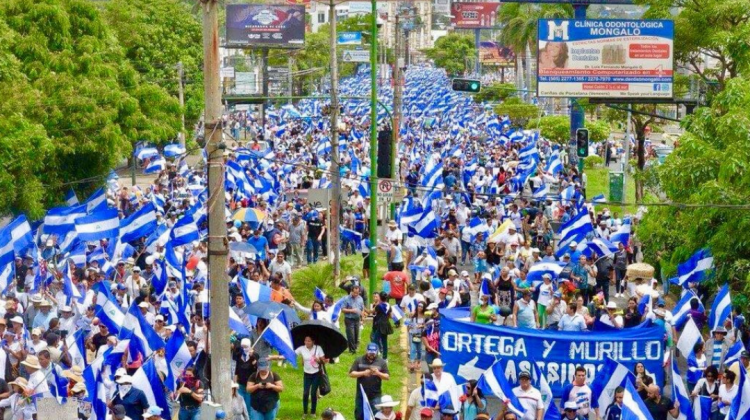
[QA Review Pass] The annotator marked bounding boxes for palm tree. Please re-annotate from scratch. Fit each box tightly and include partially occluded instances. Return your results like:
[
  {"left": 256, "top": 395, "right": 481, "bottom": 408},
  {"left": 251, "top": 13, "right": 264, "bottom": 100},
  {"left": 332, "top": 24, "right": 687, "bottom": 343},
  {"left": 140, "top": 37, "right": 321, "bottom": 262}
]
[{"left": 497, "top": 4, "right": 573, "bottom": 98}]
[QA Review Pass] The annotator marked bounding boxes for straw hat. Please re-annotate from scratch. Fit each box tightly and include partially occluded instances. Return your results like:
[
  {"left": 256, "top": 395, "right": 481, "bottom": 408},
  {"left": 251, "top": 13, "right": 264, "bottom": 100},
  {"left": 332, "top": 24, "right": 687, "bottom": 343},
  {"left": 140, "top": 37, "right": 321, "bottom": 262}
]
[
  {"left": 63, "top": 366, "right": 84, "bottom": 383},
  {"left": 374, "top": 395, "right": 400, "bottom": 408},
  {"left": 8, "top": 377, "right": 29, "bottom": 390},
  {"left": 21, "top": 355, "right": 41, "bottom": 370},
  {"left": 71, "top": 382, "right": 87, "bottom": 394}
]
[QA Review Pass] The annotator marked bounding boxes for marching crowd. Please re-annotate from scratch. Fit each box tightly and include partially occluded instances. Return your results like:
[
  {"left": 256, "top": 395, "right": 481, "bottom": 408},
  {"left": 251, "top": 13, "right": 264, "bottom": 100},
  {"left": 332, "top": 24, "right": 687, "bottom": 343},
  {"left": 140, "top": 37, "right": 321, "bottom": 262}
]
[{"left": 0, "top": 64, "right": 739, "bottom": 420}]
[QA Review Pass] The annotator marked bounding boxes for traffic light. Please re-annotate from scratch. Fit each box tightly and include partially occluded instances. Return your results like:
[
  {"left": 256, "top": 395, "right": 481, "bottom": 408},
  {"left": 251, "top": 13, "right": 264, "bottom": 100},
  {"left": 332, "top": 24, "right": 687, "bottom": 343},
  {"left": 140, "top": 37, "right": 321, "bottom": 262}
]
[
  {"left": 576, "top": 128, "right": 589, "bottom": 158},
  {"left": 452, "top": 78, "right": 481, "bottom": 93}
]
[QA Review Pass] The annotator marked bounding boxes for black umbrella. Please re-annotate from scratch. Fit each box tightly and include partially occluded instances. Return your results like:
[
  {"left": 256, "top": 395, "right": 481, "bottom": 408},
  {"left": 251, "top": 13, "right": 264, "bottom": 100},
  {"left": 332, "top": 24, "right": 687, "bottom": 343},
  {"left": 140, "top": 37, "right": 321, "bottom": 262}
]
[
  {"left": 243, "top": 301, "right": 301, "bottom": 327},
  {"left": 291, "top": 319, "right": 348, "bottom": 359}
]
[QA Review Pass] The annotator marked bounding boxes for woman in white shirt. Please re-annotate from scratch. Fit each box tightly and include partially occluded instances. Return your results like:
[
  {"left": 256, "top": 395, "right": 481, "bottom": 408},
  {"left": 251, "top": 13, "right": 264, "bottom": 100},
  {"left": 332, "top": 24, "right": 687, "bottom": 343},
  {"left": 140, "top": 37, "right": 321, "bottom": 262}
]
[{"left": 294, "top": 336, "right": 327, "bottom": 418}]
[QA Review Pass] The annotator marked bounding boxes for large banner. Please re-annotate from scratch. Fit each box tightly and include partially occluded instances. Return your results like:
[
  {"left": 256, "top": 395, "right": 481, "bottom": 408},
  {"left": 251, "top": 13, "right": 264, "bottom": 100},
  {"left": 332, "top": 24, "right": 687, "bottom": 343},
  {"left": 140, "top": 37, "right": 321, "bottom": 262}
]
[
  {"left": 450, "top": 2, "right": 500, "bottom": 28},
  {"left": 479, "top": 41, "right": 515, "bottom": 67},
  {"left": 226, "top": 4, "right": 305, "bottom": 48},
  {"left": 440, "top": 308, "right": 664, "bottom": 396},
  {"left": 537, "top": 19, "right": 674, "bottom": 98}
]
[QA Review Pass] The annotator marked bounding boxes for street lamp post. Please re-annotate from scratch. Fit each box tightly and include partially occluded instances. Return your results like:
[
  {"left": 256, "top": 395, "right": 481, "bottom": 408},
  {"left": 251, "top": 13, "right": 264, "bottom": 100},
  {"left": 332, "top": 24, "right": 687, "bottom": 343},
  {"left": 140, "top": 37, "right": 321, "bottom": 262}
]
[{"left": 368, "top": 0, "right": 379, "bottom": 297}]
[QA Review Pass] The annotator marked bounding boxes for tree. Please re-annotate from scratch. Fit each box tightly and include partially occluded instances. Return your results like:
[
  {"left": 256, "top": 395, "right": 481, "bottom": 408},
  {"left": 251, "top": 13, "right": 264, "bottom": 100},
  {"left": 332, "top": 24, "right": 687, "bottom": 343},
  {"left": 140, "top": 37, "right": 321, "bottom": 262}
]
[
  {"left": 639, "top": 77, "right": 750, "bottom": 293},
  {"left": 642, "top": 0, "right": 750, "bottom": 90},
  {"left": 527, "top": 116, "right": 569, "bottom": 144},
  {"left": 425, "top": 33, "right": 476, "bottom": 75},
  {"left": 586, "top": 120, "right": 611, "bottom": 143},
  {"left": 0, "top": 0, "right": 181, "bottom": 214},
  {"left": 494, "top": 97, "right": 539, "bottom": 127},
  {"left": 104, "top": 0, "right": 204, "bottom": 131},
  {"left": 473, "top": 83, "right": 517, "bottom": 103}
]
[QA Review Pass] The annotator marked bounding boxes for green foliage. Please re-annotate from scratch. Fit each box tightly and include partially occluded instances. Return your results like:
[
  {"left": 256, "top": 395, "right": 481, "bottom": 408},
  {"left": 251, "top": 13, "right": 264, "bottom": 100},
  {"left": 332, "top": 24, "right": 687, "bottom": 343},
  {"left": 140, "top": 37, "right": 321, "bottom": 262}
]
[
  {"left": 527, "top": 115, "right": 569, "bottom": 143},
  {"left": 586, "top": 120, "right": 611, "bottom": 142},
  {"left": 494, "top": 97, "right": 539, "bottom": 128},
  {"left": 639, "top": 77, "right": 750, "bottom": 289},
  {"left": 425, "top": 33, "right": 476, "bottom": 75},
  {"left": 497, "top": 3, "right": 573, "bottom": 53},
  {"left": 584, "top": 155, "right": 604, "bottom": 169},
  {"left": 0, "top": 0, "right": 181, "bottom": 215},
  {"left": 472, "top": 82, "right": 517, "bottom": 103},
  {"left": 104, "top": 0, "right": 204, "bottom": 132}
]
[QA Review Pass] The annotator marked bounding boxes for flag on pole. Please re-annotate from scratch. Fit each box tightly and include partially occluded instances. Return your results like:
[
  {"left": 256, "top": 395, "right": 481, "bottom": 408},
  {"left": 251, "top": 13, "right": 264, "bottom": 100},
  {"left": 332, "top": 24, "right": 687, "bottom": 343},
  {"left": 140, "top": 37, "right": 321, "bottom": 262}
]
[
  {"left": 165, "top": 327, "right": 192, "bottom": 392},
  {"left": 621, "top": 380, "right": 655, "bottom": 420},
  {"left": 263, "top": 312, "right": 297, "bottom": 367},
  {"left": 589, "top": 357, "right": 635, "bottom": 410},
  {"left": 729, "top": 364, "right": 750, "bottom": 420},
  {"left": 671, "top": 249, "right": 714, "bottom": 287},
  {"left": 708, "top": 284, "right": 731, "bottom": 332},
  {"left": 75, "top": 209, "right": 120, "bottom": 241},
  {"left": 476, "top": 359, "right": 526, "bottom": 417}
]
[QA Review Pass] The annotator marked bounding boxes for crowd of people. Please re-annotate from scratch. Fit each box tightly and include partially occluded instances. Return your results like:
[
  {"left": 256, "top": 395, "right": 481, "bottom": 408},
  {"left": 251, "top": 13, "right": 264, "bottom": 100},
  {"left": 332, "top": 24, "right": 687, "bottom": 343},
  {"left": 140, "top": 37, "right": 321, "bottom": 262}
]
[{"left": 0, "top": 64, "right": 739, "bottom": 420}]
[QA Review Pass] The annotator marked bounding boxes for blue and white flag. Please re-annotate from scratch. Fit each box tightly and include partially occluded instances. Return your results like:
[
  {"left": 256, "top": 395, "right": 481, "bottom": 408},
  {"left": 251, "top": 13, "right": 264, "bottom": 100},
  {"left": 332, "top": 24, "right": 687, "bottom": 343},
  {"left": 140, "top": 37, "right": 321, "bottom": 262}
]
[
  {"left": 589, "top": 357, "right": 635, "bottom": 409},
  {"left": 585, "top": 237, "right": 617, "bottom": 258},
  {"left": 671, "top": 290, "right": 703, "bottom": 330},
  {"left": 621, "top": 380, "right": 655, "bottom": 420},
  {"left": 0, "top": 263, "right": 13, "bottom": 296},
  {"left": 170, "top": 211, "right": 200, "bottom": 246},
  {"left": 391, "top": 304, "right": 404, "bottom": 323},
  {"left": 724, "top": 341, "right": 745, "bottom": 367},
  {"left": 44, "top": 204, "right": 87, "bottom": 235},
  {"left": 84, "top": 188, "right": 108, "bottom": 214},
  {"left": 165, "top": 327, "right": 192, "bottom": 391},
  {"left": 708, "top": 284, "right": 731, "bottom": 332},
  {"left": 610, "top": 218, "right": 631, "bottom": 245},
  {"left": 49, "top": 364, "right": 70, "bottom": 404},
  {"left": 422, "top": 160, "right": 444, "bottom": 190},
  {"left": 591, "top": 194, "right": 606, "bottom": 203},
  {"left": 480, "top": 278, "right": 492, "bottom": 296},
  {"left": 671, "top": 357, "right": 694, "bottom": 420},
  {"left": 65, "top": 329, "right": 88, "bottom": 370},
  {"left": 145, "top": 156, "right": 166, "bottom": 174},
  {"left": 92, "top": 282, "right": 125, "bottom": 334},
  {"left": 545, "top": 151, "right": 562, "bottom": 175},
  {"left": 693, "top": 396, "right": 712, "bottom": 420},
  {"left": 229, "top": 307, "right": 251, "bottom": 336},
  {"left": 119, "top": 202, "right": 157, "bottom": 242},
  {"left": 164, "top": 143, "right": 186, "bottom": 157},
  {"left": 729, "top": 364, "right": 750, "bottom": 420},
  {"left": 422, "top": 379, "right": 439, "bottom": 408},
  {"left": 557, "top": 210, "right": 593, "bottom": 250},
  {"left": 527, "top": 261, "right": 567, "bottom": 284},
  {"left": 65, "top": 189, "right": 79, "bottom": 206},
  {"left": 122, "top": 303, "right": 165, "bottom": 358},
  {"left": 7, "top": 215, "right": 33, "bottom": 254},
  {"left": 476, "top": 359, "right": 526, "bottom": 417},
  {"left": 532, "top": 183, "right": 549, "bottom": 199},
  {"left": 132, "top": 358, "right": 171, "bottom": 420},
  {"left": 237, "top": 275, "right": 272, "bottom": 303},
  {"left": 136, "top": 147, "right": 159, "bottom": 160},
  {"left": 671, "top": 249, "right": 714, "bottom": 287},
  {"left": 360, "top": 385, "right": 376, "bottom": 420},
  {"left": 263, "top": 311, "right": 297, "bottom": 367},
  {"left": 676, "top": 317, "right": 703, "bottom": 363},
  {"left": 314, "top": 287, "right": 327, "bottom": 302},
  {"left": 75, "top": 209, "right": 120, "bottom": 241},
  {"left": 687, "top": 351, "right": 705, "bottom": 385}
]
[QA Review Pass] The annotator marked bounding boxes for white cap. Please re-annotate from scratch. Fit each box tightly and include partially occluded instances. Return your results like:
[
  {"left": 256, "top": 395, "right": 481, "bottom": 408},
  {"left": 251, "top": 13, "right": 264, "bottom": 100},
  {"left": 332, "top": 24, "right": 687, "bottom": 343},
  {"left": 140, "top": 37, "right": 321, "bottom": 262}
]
[
  {"left": 116, "top": 375, "right": 133, "bottom": 384},
  {"left": 138, "top": 302, "right": 149, "bottom": 309}
]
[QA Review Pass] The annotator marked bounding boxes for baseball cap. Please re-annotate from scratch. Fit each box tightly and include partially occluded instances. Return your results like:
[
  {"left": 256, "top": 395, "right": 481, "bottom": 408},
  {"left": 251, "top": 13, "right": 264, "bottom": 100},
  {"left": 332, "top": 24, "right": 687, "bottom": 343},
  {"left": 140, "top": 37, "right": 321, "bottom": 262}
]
[
  {"left": 420, "top": 408, "right": 433, "bottom": 417},
  {"left": 519, "top": 371, "right": 531, "bottom": 380},
  {"left": 366, "top": 343, "right": 378, "bottom": 353}
]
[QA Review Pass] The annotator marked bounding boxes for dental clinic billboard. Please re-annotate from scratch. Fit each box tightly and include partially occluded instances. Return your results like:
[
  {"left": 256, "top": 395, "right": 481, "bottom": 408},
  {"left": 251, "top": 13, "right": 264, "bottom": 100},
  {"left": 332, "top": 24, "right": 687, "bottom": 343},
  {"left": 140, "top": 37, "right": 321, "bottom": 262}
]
[{"left": 537, "top": 19, "right": 674, "bottom": 98}]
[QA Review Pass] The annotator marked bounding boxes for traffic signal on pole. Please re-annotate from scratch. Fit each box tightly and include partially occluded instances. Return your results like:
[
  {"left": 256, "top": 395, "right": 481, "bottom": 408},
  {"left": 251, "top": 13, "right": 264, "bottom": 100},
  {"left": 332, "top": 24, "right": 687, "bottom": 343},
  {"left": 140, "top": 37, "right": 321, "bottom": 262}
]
[
  {"left": 576, "top": 128, "right": 589, "bottom": 158},
  {"left": 452, "top": 78, "right": 481, "bottom": 93}
]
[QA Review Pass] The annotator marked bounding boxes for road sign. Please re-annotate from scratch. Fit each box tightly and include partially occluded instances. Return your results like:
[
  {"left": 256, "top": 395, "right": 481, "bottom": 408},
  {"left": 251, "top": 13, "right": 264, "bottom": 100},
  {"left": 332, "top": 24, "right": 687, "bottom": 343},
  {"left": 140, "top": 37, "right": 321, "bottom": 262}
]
[
  {"left": 220, "top": 67, "right": 235, "bottom": 79},
  {"left": 378, "top": 179, "right": 395, "bottom": 202},
  {"left": 338, "top": 32, "right": 362, "bottom": 45},
  {"left": 342, "top": 50, "right": 370, "bottom": 63}
]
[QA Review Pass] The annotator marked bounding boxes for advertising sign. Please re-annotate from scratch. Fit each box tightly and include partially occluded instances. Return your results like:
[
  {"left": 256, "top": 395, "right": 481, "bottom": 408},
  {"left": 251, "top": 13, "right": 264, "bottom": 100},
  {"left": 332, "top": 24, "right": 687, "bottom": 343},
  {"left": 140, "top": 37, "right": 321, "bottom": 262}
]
[
  {"left": 337, "top": 32, "right": 362, "bottom": 45},
  {"left": 450, "top": 2, "right": 500, "bottom": 28},
  {"left": 433, "top": 0, "right": 451, "bottom": 14},
  {"left": 342, "top": 50, "right": 370, "bottom": 63},
  {"left": 479, "top": 41, "right": 515, "bottom": 67},
  {"left": 285, "top": 0, "right": 311, "bottom": 5},
  {"left": 348, "top": 1, "right": 387, "bottom": 14},
  {"left": 440, "top": 308, "right": 665, "bottom": 397},
  {"left": 537, "top": 19, "right": 674, "bottom": 98},
  {"left": 226, "top": 4, "right": 305, "bottom": 48}
]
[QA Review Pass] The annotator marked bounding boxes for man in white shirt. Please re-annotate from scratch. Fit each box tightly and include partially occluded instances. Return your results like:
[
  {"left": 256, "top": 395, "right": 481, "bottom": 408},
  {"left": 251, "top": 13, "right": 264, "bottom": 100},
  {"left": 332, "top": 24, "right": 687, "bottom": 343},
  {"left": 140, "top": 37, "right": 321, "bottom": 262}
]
[
  {"left": 22, "top": 355, "right": 50, "bottom": 397},
  {"left": 562, "top": 366, "right": 593, "bottom": 418},
  {"left": 138, "top": 302, "right": 155, "bottom": 326},
  {"left": 268, "top": 253, "right": 292, "bottom": 285},
  {"left": 399, "top": 284, "right": 425, "bottom": 317},
  {"left": 599, "top": 301, "right": 624, "bottom": 329},
  {"left": 512, "top": 371, "right": 543, "bottom": 420},
  {"left": 385, "top": 221, "right": 403, "bottom": 243}
]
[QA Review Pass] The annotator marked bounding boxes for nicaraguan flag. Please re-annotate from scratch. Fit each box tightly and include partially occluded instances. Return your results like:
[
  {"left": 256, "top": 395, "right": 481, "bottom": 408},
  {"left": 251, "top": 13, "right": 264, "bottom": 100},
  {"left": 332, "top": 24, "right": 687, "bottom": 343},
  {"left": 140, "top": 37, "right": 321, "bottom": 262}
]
[
  {"left": 527, "top": 261, "right": 567, "bottom": 285},
  {"left": 422, "top": 379, "right": 439, "bottom": 408},
  {"left": 170, "top": 211, "right": 200, "bottom": 246},
  {"left": 584, "top": 237, "right": 617, "bottom": 258},
  {"left": 136, "top": 147, "right": 159, "bottom": 160},
  {"left": 476, "top": 359, "right": 526, "bottom": 417},
  {"left": 132, "top": 358, "right": 171, "bottom": 419},
  {"left": 119, "top": 202, "right": 157, "bottom": 242},
  {"left": 0, "top": 263, "right": 14, "bottom": 298},
  {"left": 122, "top": 302, "right": 165, "bottom": 358},
  {"left": 589, "top": 357, "right": 635, "bottom": 410},
  {"left": 480, "top": 278, "right": 492, "bottom": 296},
  {"left": 530, "top": 360, "right": 561, "bottom": 420},
  {"left": 421, "top": 160, "right": 444, "bottom": 190},
  {"left": 533, "top": 183, "right": 549, "bottom": 199},
  {"left": 591, "top": 194, "right": 606, "bottom": 203},
  {"left": 671, "top": 357, "right": 694, "bottom": 420},
  {"left": 75, "top": 208, "right": 120, "bottom": 241},
  {"left": 145, "top": 155, "right": 166, "bottom": 174},
  {"left": 671, "top": 249, "right": 714, "bottom": 287},
  {"left": 620, "top": 380, "right": 655, "bottom": 420},
  {"left": 687, "top": 350, "right": 705, "bottom": 384},
  {"left": 263, "top": 311, "right": 297, "bottom": 367},
  {"left": 7, "top": 215, "right": 33, "bottom": 254},
  {"left": 545, "top": 150, "right": 563, "bottom": 175},
  {"left": 694, "top": 395, "right": 712, "bottom": 420},
  {"left": 610, "top": 217, "right": 631, "bottom": 245},
  {"left": 44, "top": 203, "right": 87, "bottom": 235},
  {"left": 151, "top": 258, "right": 168, "bottom": 298},
  {"left": 330, "top": 296, "right": 346, "bottom": 323},
  {"left": 237, "top": 275, "right": 272, "bottom": 303},
  {"left": 724, "top": 341, "right": 745, "bottom": 367},
  {"left": 0, "top": 228, "right": 14, "bottom": 275},
  {"left": 65, "top": 329, "right": 88, "bottom": 370},
  {"left": 671, "top": 290, "right": 703, "bottom": 330},
  {"left": 708, "top": 284, "right": 731, "bottom": 332},
  {"left": 65, "top": 188, "right": 79, "bottom": 206},
  {"left": 84, "top": 188, "right": 108, "bottom": 214},
  {"left": 165, "top": 327, "right": 192, "bottom": 391},
  {"left": 557, "top": 209, "right": 593, "bottom": 246},
  {"left": 314, "top": 287, "right": 327, "bottom": 302},
  {"left": 391, "top": 304, "right": 404, "bottom": 323},
  {"left": 229, "top": 308, "right": 251, "bottom": 336},
  {"left": 729, "top": 364, "right": 750, "bottom": 420},
  {"left": 49, "top": 364, "right": 69, "bottom": 404},
  {"left": 360, "top": 384, "right": 376, "bottom": 420},
  {"left": 164, "top": 143, "right": 186, "bottom": 157},
  {"left": 676, "top": 318, "right": 703, "bottom": 363},
  {"left": 92, "top": 281, "right": 125, "bottom": 334}
]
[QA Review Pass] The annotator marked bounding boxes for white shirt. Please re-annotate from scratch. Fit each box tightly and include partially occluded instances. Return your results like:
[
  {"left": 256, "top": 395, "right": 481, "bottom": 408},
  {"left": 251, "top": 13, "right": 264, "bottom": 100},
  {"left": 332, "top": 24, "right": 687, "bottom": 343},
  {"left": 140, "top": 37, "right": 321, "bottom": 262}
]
[
  {"left": 294, "top": 345, "right": 325, "bottom": 374},
  {"left": 565, "top": 384, "right": 592, "bottom": 415},
  {"left": 513, "top": 386, "right": 543, "bottom": 420},
  {"left": 400, "top": 293, "right": 425, "bottom": 315},
  {"left": 719, "top": 384, "right": 738, "bottom": 414},
  {"left": 28, "top": 369, "right": 50, "bottom": 397},
  {"left": 385, "top": 228, "right": 403, "bottom": 243},
  {"left": 598, "top": 313, "right": 624, "bottom": 329},
  {"left": 407, "top": 387, "right": 424, "bottom": 420},
  {"left": 268, "top": 260, "right": 292, "bottom": 282}
]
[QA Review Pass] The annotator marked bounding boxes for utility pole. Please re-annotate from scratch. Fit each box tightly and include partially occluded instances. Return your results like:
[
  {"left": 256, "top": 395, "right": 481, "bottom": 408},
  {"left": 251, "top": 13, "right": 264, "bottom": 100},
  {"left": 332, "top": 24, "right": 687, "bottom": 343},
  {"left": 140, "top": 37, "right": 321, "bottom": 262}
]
[
  {"left": 623, "top": 104, "right": 632, "bottom": 203},
  {"left": 260, "top": 48, "right": 269, "bottom": 136},
  {"left": 329, "top": 0, "right": 342, "bottom": 279},
  {"left": 177, "top": 61, "right": 186, "bottom": 148},
  {"left": 288, "top": 54, "right": 294, "bottom": 105},
  {"left": 392, "top": 12, "right": 402, "bottom": 187},
  {"left": 368, "top": 0, "right": 379, "bottom": 297},
  {"left": 201, "top": 0, "right": 230, "bottom": 409}
]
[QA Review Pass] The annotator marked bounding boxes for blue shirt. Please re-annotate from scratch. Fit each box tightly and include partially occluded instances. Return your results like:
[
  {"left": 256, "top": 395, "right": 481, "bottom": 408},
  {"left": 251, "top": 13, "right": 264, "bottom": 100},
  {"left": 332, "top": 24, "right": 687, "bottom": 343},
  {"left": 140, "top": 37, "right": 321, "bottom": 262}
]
[
  {"left": 559, "top": 313, "right": 587, "bottom": 332},
  {"left": 247, "top": 235, "right": 269, "bottom": 260},
  {"left": 341, "top": 295, "right": 364, "bottom": 320}
]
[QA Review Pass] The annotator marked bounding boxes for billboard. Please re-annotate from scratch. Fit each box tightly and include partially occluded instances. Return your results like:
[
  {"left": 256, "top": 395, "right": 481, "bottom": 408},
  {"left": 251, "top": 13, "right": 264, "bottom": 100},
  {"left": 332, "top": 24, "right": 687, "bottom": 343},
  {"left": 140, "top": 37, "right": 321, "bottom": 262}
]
[
  {"left": 226, "top": 4, "right": 305, "bottom": 48},
  {"left": 479, "top": 41, "right": 515, "bottom": 66},
  {"left": 433, "top": 0, "right": 451, "bottom": 14},
  {"left": 450, "top": 2, "right": 500, "bottom": 28},
  {"left": 537, "top": 19, "right": 674, "bottom": 98},
  {"left": 337, "top": 32, "right": 362, "bottom": 45}
]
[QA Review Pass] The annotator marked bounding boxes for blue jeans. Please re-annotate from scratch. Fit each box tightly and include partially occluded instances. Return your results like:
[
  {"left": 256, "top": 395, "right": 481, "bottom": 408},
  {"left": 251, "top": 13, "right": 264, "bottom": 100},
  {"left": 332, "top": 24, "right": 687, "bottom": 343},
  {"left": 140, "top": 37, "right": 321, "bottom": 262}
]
[
  {"left": 306, "top": 238, "right": 320, "bottom": 263},
  {"left": 250, "top": 401, "right": 279, "bottom": 420},
  {"left": 409, "top": 335, "right": 422, "bottom": 361},
  {"left": 371, "top": 329, "right": 388, "bottom": 359},
  {"left": 178, "top": 406, "right": 201, "bottom": 420},
  {"left": 461, "top": 240, "right": 471, "bottom": 263},
  {"left": 238, "top": 386, "right": 252, "bottom": 417}
]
